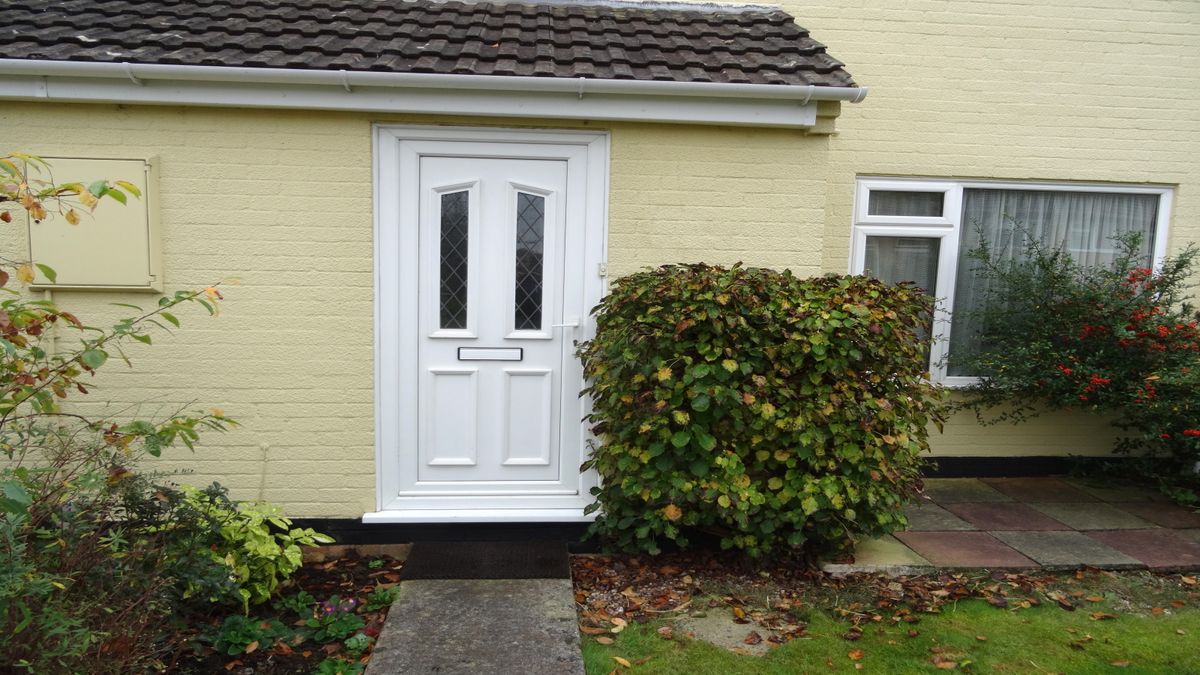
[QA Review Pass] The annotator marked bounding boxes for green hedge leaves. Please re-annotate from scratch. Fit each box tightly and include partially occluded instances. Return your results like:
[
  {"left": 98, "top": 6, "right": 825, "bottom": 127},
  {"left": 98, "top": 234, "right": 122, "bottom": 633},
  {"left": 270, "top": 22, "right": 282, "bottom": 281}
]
[{"left": 578, "top": 264, "right": 946, "bottom": 556}]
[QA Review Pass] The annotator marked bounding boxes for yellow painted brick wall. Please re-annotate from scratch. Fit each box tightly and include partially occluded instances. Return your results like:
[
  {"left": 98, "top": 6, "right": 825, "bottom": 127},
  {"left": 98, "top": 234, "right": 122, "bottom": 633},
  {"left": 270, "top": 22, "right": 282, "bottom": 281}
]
[
  {"left": 797, "top": 0, "right": 1200, "bottom": 457},
  {"left": 2, "top": 1, "right": 1196, "bottom": 515},
  {"left": 0, "top": 104, "right": 830, "bottom": 516}
]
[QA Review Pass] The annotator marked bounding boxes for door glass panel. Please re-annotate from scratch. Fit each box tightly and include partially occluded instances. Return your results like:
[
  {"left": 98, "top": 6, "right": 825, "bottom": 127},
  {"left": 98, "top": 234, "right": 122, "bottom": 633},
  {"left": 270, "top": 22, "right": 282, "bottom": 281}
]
[
  {"left": 439, "top": 191, "right": 469, "bottom": 329},
  {"left": 514, "top": 192, "right": 545, "bottom": 330}
]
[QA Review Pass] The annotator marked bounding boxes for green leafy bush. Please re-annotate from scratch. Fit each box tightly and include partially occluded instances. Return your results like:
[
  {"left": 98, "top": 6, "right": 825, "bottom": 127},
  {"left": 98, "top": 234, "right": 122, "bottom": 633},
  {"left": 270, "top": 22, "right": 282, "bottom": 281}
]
[
  {"left": 180, "top": 484, "right": 332, "bottom": 611},
  {"left": 951, "top": 231, "right": 1200, "bottom": 497},
  {"left": 0, "top": 154, "right": 325, "bottom": 671},
  {"left": 578, "top": 264, "right": 946, "bottom": 556}
]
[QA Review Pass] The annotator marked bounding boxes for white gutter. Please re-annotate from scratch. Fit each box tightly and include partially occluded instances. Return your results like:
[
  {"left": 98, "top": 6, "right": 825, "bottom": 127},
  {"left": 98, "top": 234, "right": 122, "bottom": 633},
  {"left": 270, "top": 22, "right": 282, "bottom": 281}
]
[
  {"left": 0, "top": 58, "right": 867, "bottom": 128},
  {"left": 0, "top": 59, "right": 868, "bottom": 103}
]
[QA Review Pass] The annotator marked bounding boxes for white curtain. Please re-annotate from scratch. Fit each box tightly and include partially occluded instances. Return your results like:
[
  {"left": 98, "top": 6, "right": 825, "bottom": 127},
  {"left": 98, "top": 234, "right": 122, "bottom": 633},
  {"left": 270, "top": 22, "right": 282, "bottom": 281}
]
[{"left": 947, "top": 189, "right": 1158, "bottom": 375}]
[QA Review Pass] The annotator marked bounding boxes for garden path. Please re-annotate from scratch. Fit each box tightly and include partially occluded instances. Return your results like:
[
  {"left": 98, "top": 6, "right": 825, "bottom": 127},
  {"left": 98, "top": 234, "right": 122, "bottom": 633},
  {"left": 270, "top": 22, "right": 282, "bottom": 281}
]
[{"left": 825, "top": 477, "right": 1200, "bottom": 574}]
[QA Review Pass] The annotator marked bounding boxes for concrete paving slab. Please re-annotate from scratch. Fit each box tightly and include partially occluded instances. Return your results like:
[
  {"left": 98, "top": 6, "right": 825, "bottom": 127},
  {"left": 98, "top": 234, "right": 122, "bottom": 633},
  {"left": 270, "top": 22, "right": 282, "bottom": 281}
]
[
  {"left": 677, "top": 612, "right": 774, "bottom": 656},
  {"left": 367, "top": 579, "right": 584, "bottom": 675},
  {"left": 922, "top": 478, "right": 1012, "bottom": 503},
  {"left": 943, "top": 502, "right": 1071, "bottom": 531},
  {"left": 981, "top": 477, "right": 1096, "bottom": 503},
  {"left": 894, "top": 531, "right": 1037, "bottom": 568},
  {"left": 1085, "top": 530, "right": 1200, "bottom": 572},
  {"left": 1179, "top": 529, "right": 1200, "bottom": 544},
  {"left": 1028, "top": 502, "right": 1157, "bottom": 530},
  {"left": 903, "top": 501, "right": 977, "bottom": 531},
  {"left": 991, "top": 531, "right": 1144, "bottom": 570},
  {"left": 822, "top": 535, "right": 933, "bottom": 576},
  {"left": 1115, "top": 503, "right": 1200, "bottom": 529},
  {"left": 1064, "top": 480, "right": 1170, "bottom": 503}
]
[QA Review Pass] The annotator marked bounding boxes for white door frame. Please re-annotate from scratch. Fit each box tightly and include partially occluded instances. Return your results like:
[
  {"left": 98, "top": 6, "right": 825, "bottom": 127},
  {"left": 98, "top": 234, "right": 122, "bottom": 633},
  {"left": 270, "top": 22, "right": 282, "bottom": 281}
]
[{"left": 367, "top": 124, "right": 609, "bottom": 523}]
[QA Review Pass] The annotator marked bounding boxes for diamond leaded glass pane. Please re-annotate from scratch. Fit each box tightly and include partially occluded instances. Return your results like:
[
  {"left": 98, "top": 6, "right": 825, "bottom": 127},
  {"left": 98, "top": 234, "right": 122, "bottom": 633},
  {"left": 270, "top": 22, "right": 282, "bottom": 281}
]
[
  {"left": 514, "top": 193, "right": 545, "bottom": 330},
  {"left": 439, "top": 191, "right": 469, "bottom": 329}
]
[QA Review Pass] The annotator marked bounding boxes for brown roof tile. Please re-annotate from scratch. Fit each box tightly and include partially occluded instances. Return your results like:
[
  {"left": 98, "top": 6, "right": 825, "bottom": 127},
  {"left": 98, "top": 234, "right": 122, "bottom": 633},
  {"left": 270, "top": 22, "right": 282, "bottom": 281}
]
[{"left": 0, "top": 0, "right": 855, "bottom": 87}]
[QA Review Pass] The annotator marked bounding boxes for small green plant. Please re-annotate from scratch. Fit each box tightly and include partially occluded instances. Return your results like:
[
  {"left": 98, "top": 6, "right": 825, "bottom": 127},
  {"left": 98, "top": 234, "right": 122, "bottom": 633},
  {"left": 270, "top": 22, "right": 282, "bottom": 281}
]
[
  {"left": 578, "top": 264, "right": 946, "bottom": 556},
  {"left": 306, "top": 596, "right": 366, "bottom": 642},
  {"left": 315, "top": 658, "right": 366, "bottom": 675},
  {"left": 343, "top": 632, "right": 375, "bottom": 658},
  {"left": 367, "top": 558, "right": 385, "bottom": 570},
  {"left": 213, "top": 615, "right": 292, "bottom": 656},
  {"left": 276, "top": 589, "right": 317, "bottom": 618},
  {"left": 364, "top": 585, "right": 400, "bottom": 611},
  {"left": 180, "top": 484, "right": 332, "bottom": 610}
]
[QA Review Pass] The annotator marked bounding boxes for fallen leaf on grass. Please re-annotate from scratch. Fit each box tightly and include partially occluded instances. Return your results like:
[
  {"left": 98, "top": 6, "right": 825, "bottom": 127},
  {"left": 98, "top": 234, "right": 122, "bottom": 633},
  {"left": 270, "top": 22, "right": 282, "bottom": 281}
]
[
  {"left": 1089, "top": 612, "right": 1118, "bottom": 621},
  {"left": 1151, "top": 607, "right": 1165, "bottom": 615},
  {"left": 848, "top": 649, "right": 864, "bottom": 661},
  {"left": 1086, "top": 595, "right": 1104, "bottom": 603},
  {"left": 613, "top": 656, "right": 632, "bottom": 667},
  {"left": 656, "top": 626, "right": 674, "bottom": 639},
  {"left": 634, "top": 656, "right": 653, "bottom": 665},
  {"left": 611, "top": 617, "right": 628, "bottom": 634},
  {"left": 743, "top": 631, "right": 762, "bottom": 645},
  {"left": 842, "top": 626, "right": 863, "bottom": 641},
  {"left": 975, "top": 635, "right": 987, "bottom": 642},
  {"left": 906, "top": 629, "right": 920, "bottom": 638},
  {"left": 931, "top": 656, "right": 957, "bottom": 670},
  {"left": 595, "top": 637, "right": 614, "bottom": 645},
  {"left": 1111, "top": 660, "right": 1131, "bottom": 668},
  {"left": 1181, "top": 576, "right": 1196, "bottom": 586},
  {"left": 580, "top": 625, "right": 608, "bottom": 635},
  {"left": 986, "top": 595, "right": 1008, "bottom": 608},
  {"left": 1171, "top": 600, "right": 1186, "bottom": 608}
]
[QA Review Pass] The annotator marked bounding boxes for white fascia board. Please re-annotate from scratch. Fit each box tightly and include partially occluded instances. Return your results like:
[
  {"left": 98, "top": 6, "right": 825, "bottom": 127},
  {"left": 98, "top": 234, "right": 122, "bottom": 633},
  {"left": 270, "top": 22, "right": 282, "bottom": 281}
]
[{"left": 0, "top": 59, "right": 868, "bottom": 128}]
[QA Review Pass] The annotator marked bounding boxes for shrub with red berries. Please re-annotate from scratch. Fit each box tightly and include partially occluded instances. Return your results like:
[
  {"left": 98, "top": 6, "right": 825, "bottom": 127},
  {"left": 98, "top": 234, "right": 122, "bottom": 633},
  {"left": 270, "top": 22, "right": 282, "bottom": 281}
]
[{"left": 952, "top": 231, "right": 1200, "bottom": 477}]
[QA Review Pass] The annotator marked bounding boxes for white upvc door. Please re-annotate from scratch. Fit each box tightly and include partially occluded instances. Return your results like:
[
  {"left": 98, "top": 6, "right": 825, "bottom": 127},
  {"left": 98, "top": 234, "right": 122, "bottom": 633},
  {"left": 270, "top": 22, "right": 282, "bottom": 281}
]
[{"left": 371, "top": 126, "right": 608, "bottom": 522}]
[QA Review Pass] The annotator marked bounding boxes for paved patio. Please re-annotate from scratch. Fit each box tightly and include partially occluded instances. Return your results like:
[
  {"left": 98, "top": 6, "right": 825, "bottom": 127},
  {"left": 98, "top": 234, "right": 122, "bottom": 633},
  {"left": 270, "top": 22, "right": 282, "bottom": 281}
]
[{"left": 824, "top": 477, "right": 1200, "bottom": 574}]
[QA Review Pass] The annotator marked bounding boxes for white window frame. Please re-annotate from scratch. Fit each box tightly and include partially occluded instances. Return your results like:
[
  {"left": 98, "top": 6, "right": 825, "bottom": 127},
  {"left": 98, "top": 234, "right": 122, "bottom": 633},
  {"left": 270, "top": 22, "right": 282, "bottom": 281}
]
[{"left": 850, "top": 177, "right": 1174, "bottom": 387}]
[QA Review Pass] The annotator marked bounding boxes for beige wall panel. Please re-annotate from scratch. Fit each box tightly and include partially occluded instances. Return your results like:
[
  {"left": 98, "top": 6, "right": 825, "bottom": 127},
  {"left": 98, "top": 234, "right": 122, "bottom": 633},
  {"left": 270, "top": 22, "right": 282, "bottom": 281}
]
[{"left": 3, "top": 0, "right": 1196, "bottom": 514}]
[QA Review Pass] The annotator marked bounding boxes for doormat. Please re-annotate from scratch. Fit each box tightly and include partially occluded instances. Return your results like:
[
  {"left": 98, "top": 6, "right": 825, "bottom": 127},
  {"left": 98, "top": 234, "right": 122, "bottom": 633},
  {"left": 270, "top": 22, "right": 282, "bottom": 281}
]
[{"left": 400, "top": 540, "right": 570, "bottom": 580}]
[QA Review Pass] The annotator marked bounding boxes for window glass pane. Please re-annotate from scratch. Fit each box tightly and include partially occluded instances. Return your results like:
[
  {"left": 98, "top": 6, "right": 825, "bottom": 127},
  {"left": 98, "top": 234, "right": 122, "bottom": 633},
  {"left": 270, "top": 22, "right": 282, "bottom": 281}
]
[
  {"left": 864, "top": 236, "right": 940, "bottom": 350},
  {"left": 864, "top": 236, "right": 940, "bottom": 293},
  {"left": 868, "top": 190, "right": 944, "bottom": 217},
  {"left": 947, "top": 189, "right": 1159, "bottom": 376},
  {"left": 514, "top": 193, "right": 545, "bottom": 330},
  {"left": 439, "top": 191, "right": 469, "bottom": 329}
]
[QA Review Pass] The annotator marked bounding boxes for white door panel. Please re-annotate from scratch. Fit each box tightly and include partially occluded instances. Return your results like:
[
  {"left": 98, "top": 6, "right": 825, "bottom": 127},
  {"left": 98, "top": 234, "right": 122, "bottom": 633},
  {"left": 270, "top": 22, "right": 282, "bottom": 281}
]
[{"left": 373, "top": 127, "right": 607, "bottom": 519}]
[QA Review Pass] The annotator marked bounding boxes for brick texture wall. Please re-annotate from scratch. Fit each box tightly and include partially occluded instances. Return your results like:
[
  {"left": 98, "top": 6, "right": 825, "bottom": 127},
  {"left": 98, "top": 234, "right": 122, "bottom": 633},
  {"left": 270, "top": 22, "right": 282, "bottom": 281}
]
[{"left": 2, "top": 1, "right": 1196, "bottom": 515}]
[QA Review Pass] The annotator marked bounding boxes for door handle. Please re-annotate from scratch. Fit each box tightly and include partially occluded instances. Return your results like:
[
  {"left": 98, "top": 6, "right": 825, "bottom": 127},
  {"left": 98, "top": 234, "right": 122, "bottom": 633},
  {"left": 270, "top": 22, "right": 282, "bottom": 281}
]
[{"left": 551, "top": 317, "right": 580, "bottom": 329}]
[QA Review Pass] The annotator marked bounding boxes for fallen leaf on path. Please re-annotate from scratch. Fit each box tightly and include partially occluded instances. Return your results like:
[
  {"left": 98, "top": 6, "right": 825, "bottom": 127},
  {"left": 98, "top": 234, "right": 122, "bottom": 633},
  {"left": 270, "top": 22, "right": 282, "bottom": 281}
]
[{"left": 743, "top": 631, "right": 763, "bottom": 645}]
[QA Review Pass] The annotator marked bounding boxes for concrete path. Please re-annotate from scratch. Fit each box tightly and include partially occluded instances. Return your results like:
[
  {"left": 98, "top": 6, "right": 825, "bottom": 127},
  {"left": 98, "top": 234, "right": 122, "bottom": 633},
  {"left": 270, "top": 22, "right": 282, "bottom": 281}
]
[
  {"left": 824, "top": 477, "right": 1200, "bottom": 574},
  {"left": 366, "top": 578, "right": 585, "bottom": 675}
]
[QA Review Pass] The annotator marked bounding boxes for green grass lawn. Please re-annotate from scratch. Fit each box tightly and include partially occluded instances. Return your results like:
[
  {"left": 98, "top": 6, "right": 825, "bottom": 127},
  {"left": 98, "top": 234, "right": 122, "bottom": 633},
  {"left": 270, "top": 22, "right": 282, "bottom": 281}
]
[{"left": 582, "top": 579, "right": 1200, "bottom": 674}]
